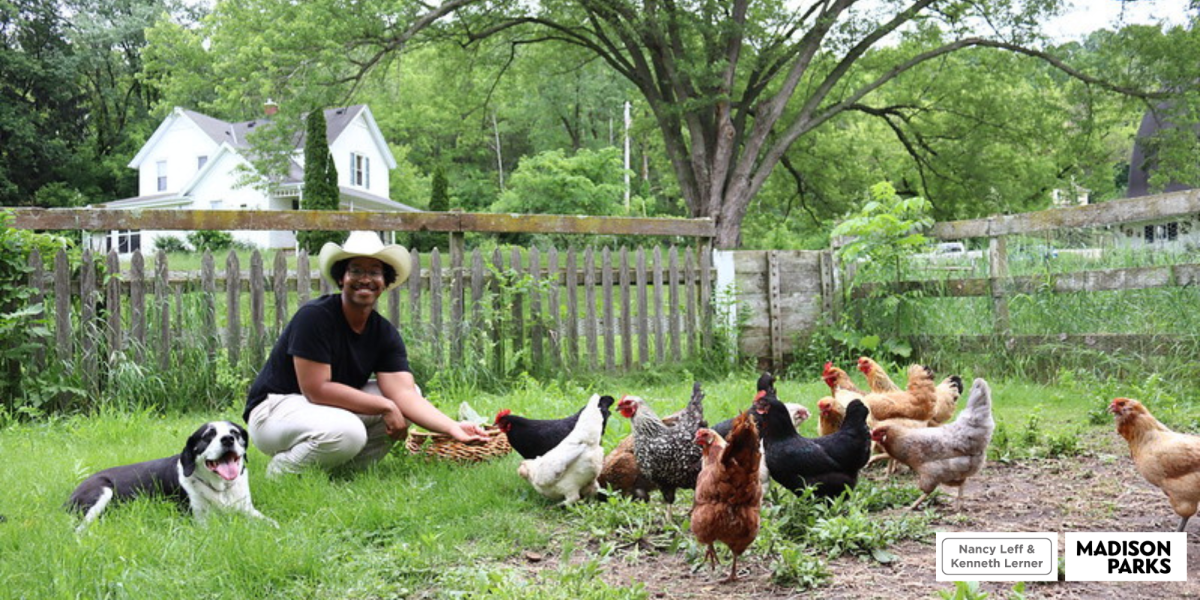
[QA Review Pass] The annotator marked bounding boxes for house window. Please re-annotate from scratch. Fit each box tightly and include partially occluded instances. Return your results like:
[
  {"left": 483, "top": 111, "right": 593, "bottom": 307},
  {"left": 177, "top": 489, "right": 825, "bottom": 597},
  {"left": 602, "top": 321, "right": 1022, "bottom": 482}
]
[
  {"left": 210, "top": 200, "right": 223, "bottom": 209},
  {"left": 156, "top": 160, "right": 168, "bottom": 191},
  {"left": 106, "top": 230, "right": 141, "bottom": 253},
  {"left": 198, "top": 155, "right": 208, "bottom": 170},
  {"left": 1144, "top": 222, "right": 1179, "bottom": 244},
  {"left": 351, "top": 153, "right": 370, "bottom": 188}
]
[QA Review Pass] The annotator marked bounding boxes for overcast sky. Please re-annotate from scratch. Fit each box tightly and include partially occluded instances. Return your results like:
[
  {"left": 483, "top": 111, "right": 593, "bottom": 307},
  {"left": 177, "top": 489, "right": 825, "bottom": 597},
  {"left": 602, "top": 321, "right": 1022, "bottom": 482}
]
[{"left": 1044, "top": 0, "right": 1194, "bottom": 41}]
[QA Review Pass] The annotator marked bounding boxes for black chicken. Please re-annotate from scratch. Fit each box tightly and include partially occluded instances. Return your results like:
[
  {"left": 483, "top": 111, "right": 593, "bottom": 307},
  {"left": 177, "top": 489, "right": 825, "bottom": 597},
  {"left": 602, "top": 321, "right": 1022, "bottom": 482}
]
[
  {"left": 753, "top": 389, "right": 871, "bottom": 498},
  {"left": 495, "top": 395, "right": 615, "bottom": 459},
  {"left": 712, "top": 372, "right": 776, "bottom": 437}
]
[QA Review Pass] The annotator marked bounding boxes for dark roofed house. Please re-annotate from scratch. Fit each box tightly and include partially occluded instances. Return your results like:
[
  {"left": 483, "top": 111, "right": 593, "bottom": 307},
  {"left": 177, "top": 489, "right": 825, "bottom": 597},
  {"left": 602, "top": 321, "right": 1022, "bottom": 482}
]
[
  {"left": 87, "top": 104, "right": 418, "bottom": 252},
  {"left": 1116, "top": 106, "right": 1200, "bottom": 250}
]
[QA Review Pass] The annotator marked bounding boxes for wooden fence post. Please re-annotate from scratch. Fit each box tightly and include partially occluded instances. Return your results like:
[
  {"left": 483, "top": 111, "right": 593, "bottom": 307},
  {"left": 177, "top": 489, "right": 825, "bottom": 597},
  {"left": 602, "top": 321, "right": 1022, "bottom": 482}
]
[
  {"left": 201, "top": 252, "right": 217, "bottom": 360},
  {"left": 529, "top": 247, "right": 543, "bottom": 369},
  {"left": 565, "top": 247, "right": 579, "bottom": 368},
  {"left": 635, "top": 248, "right": 649, "bottom": 365},
  {"left": 619, "top": 246, "right": 632, "bottom": 371},
  {"left": 226, "top": 251, "right": 241, "bottom": 367},
  {"left": 546, "top": 247, "right": 561, "bottom": 370},
  {"left": 766, "top": 250, "right": 783, "bottom": 373},
  {"left": 819, "top": 249, "right": 836, "bottom": 326},
  {"left": 105, "top": 251, "right": 121, "bottom": 363},
  {"left": 429, "top": 248, "right": 444, "bottom": 368},
  {"left": 653, "top": 247, "right": 665, "bottom": 361},
  {"left": 684, "top": 247, "right": 697, "bottom": 359},
  {"left": 510, "top": 247, "right": 524, "bottom": 366},
  {"left": 988, "top": 234, "right": 1010, "bottom": 335},
  {"left": 272, "top": 250, "right": 288, "bottom": 336},
  {"left": 491, "top": 248, "right": 506, "bottom": 374},
  {"left": 698, "top": 239, "right": 712, "bottom": 350},
  {"left": 584, "top": 247, "right": 598, "bottom": 370},
  {"left": 602, "top": 246, "right": 615, "bottom": 371},
  {"left": 471, "top": 249, "right": 486, "bottom": 364},
  {"left": 28, "top": 249, "right": 44, "bottom": 370},
  {"left": 668, "top": 246, "right": 681, "bottom": 361},
  {"left": 130, "top": 252, "right": 145, "bottom": 361},
  {"left": 155, "top": 251, "right": 170, "bottom": 372},
  {"left": 450, "top": 232, "right": 465, "bottom": 360},
  {"left": 297, "top": 251, "right": 311, "bottom": 307},
  {"left": 408, "top": 250, "right": 422, "bottom": 347},
  {"left": 249, "top": 250, "right": 265, "bottom": 369},
  {"left": 80, "top": 250, "right": 98, "bottom": 391}
]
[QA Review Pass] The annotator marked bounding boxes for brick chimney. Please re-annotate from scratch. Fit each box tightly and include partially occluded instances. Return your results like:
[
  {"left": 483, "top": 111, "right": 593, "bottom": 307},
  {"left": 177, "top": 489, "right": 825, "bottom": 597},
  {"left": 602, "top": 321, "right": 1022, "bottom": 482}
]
[{"left": 264, "top": 99, "right": 279, "bottom": 117}]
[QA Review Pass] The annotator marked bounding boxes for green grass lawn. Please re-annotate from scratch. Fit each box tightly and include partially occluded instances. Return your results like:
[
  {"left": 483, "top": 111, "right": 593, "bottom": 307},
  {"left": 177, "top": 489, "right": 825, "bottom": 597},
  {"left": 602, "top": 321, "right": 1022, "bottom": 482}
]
[{"left": 1, "top": 369, "right": 1194, "bottom": 598}]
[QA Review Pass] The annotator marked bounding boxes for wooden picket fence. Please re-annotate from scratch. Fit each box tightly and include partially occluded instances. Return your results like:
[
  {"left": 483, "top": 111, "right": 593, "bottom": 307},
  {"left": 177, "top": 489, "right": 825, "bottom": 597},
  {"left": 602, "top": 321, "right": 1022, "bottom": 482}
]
[{"left": 15, "top": 208, "right": 716, "bottom": 390}]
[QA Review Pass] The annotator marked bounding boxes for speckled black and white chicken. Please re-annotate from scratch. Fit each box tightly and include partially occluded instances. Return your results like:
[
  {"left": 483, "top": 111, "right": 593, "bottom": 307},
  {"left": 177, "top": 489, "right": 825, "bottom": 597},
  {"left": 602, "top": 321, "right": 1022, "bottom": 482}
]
[{"left": 616, "top": 382, "right": 706, "bottom": 504}]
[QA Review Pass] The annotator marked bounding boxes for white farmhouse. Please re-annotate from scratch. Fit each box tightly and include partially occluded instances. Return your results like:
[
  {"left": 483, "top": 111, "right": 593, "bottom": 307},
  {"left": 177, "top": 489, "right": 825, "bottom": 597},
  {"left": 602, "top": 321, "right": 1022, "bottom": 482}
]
[{"left": 88, "top": 104, "right": 418, "bottom": 252}]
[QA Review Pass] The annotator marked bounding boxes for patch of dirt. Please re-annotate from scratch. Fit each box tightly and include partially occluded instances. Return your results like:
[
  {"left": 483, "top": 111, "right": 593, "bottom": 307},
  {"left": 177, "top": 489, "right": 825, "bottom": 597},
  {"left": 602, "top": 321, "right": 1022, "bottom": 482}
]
[{"left": 521, "top": 436, "right": 1200, "bottom": 598}]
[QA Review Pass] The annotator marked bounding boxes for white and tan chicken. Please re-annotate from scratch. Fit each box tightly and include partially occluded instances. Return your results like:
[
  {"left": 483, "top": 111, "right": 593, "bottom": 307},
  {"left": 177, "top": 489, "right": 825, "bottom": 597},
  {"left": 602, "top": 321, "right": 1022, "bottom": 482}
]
[{"left": 517, "top": 393, "right": 606, "bottom": 506}]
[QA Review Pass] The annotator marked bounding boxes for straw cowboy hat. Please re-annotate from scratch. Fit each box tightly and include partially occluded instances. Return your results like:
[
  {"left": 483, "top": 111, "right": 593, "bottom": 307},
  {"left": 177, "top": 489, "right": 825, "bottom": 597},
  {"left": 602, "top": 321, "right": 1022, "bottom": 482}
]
[{"left": 318, "top": 231, "right": 412, "bottom": 291}]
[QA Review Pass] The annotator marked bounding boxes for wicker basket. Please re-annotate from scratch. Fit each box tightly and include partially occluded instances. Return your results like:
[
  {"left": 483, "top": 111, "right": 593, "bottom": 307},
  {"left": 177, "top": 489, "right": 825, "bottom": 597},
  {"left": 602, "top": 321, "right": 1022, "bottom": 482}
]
[{"left": 404, "top": 426, "right": 512, "bottom": 462}]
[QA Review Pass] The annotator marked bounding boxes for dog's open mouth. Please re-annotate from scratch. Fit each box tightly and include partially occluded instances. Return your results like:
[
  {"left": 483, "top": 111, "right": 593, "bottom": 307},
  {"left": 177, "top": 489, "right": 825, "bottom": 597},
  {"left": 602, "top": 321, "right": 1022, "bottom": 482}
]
[{"left": 206, "top": 452, "right": 241, "bottom": 481}]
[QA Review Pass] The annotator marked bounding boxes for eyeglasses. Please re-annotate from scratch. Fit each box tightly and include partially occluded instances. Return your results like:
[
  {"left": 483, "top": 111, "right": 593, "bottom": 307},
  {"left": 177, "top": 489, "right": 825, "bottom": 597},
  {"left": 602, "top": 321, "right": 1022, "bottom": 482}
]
[{"left": 346, "top": 266, "right": 384, "bottom": 280}]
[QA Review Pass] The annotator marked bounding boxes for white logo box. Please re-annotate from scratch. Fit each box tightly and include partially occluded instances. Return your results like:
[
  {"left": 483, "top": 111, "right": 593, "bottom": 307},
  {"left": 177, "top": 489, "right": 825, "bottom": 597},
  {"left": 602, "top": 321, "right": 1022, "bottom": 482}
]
[
  {"left": 1065, "top": 532, "right": 1186, "bottom": 582},
  {"left": 936, "top": 532, "right": 1058, "bottom": 582}
]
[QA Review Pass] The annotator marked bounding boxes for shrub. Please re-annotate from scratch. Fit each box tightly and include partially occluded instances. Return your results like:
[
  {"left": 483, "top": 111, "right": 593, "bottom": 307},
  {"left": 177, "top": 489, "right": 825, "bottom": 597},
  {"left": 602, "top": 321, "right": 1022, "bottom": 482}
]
[
  {"left": 187, "top": 230, "right": 234, "bottom": 252},
  {"left": 154, "top": 235, "right": 189, "bottom": 253}
]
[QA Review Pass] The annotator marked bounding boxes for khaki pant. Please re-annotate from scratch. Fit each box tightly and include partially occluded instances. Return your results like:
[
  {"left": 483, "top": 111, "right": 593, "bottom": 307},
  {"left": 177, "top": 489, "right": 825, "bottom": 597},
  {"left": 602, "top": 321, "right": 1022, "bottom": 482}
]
[{"left": 247, "top": 382, "right": 412, "bottom": 477}]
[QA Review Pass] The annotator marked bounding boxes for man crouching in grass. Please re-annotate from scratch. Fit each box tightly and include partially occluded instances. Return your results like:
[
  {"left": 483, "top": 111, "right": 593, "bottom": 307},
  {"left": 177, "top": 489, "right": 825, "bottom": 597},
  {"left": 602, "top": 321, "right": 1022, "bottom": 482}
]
[{"left": 243, "top": 231, "right": 489, "bottom": 477}]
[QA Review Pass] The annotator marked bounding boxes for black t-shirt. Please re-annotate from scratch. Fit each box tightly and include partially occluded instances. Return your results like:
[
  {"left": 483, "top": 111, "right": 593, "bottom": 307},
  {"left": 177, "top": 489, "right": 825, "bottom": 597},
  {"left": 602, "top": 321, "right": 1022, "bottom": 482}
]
[{"left": 243, "top": 294, "right": 410, "bottom": 422}]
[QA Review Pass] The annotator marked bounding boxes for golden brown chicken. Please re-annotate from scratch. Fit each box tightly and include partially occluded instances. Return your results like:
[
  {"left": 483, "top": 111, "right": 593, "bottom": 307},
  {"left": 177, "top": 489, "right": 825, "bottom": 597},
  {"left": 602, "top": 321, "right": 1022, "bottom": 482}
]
[
  {"left": 858, "top": 356, "right": 900, "bottom": 392},
  {"left": 929, "top": 376, "right": 965, "bottom": 425},
  {"left": 861, "top": 364, "right": 938, "bottom": 424},
  {"left": 1110, "top": 397, "right": 1200, "bottom": 531},
  {"left": 871, "top": 378, "right": 994, "bottom": 510},
  {"left": 691, "top": 412, "right": 762, "bottom": 583},
  {"left": 858, "top": 358, "right": 962, "bottom": 426},
  {"left": 818, "top": 362, "right": 864, "bottom": 436}
]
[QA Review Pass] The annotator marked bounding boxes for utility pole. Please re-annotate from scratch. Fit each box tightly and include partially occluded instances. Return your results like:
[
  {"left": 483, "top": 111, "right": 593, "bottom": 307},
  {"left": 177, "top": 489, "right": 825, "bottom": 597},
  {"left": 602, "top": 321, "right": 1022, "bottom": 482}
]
[{"left": 623, "top": 100, "right": 631, "bottom": 212}]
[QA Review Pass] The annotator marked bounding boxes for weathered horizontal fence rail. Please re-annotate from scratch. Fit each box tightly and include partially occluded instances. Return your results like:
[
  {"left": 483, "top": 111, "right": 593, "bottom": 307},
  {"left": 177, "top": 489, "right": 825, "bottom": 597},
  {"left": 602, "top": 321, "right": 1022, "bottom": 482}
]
[
  {"left": 853, "top": 263, "right": 1200, "bottom": 299},
  {"left": 911, "top": 334, "right": 1198, "bottom": 357},
  {"left": 7, "top": 208, "right": 716, "bottom": 237},
  {"left": 931, "top": 188, "right": 1200, "bottom": 238}
]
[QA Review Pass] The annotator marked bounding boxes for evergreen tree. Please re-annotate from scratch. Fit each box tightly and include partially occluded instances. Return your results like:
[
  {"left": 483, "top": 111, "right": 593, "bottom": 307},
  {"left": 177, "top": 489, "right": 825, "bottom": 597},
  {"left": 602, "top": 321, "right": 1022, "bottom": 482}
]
[
  {"left": 296, "top": 107, "right": 343, "bottom": 254},
  {"left": 413, "top": 164, "right": 449, "bottom": 251}
]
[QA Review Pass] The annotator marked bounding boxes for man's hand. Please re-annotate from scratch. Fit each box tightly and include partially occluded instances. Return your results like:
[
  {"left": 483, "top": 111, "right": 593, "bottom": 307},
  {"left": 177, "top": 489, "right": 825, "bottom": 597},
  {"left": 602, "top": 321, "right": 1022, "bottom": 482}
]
[
  {"left": 383, "top": 405, "right": 409, "bottom": 440},
  {"left": 448, "top": 421, "right": 492, "bottom": 444}
]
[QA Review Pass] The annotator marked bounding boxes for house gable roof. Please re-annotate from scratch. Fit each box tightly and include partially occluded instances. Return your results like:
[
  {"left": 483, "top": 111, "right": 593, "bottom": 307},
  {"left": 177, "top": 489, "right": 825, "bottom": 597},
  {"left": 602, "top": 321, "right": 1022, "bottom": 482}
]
[
  {"left": 132, "top": 104, "right": 396, "bottom": 168},
  {"left": 178, "top": 142, "right": 245, "bottom": 196}
]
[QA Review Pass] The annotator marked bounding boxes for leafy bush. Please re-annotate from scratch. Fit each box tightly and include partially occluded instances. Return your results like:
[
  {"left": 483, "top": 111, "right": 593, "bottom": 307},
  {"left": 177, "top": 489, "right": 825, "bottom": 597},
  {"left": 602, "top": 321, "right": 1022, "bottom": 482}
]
[
  {"left": 0, "top": 212, "right": 78, "bottom": 414},
  {"left": 187, "top": 230, "right": 234, "bottom": 251},
  {"left": 154, "top": 235, "right": 189, "bottom": 253}
]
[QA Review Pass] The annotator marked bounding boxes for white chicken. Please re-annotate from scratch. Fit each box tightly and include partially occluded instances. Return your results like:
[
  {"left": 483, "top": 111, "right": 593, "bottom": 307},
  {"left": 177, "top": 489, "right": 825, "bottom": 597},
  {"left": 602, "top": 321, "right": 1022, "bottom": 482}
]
[{"left": 517, "top": 393, "right": 606, "bottom": 505}]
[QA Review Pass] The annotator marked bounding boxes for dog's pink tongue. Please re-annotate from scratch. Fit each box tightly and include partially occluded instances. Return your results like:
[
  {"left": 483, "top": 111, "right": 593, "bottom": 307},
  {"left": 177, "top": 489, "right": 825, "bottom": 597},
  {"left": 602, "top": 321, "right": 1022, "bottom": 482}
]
[{"left": 215, "top": 458, "right": 240, "bottom": 481}]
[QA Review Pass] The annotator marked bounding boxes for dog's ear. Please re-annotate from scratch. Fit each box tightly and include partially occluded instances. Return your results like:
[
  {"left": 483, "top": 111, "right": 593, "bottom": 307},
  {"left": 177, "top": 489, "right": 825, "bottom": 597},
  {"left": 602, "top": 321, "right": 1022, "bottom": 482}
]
[{"left": 180, "top": 424, "right": 210, "bottom": 478}]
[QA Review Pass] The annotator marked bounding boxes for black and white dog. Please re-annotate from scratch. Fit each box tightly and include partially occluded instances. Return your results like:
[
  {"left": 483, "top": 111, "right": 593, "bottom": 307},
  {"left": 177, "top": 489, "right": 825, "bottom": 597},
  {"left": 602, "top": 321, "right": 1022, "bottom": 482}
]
[{"left": 67, "top": 421, "right": 275, "bottom": 532}]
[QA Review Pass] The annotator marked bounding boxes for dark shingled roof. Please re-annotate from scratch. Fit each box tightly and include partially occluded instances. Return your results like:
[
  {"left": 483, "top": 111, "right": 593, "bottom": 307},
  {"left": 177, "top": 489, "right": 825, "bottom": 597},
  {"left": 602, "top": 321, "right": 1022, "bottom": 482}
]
[
  {"left": 184, "top": 105, "right": 366, "bottom": 150},
  {"left": 1127, "top": 104, "right": 1196, "bottom": 198}
]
